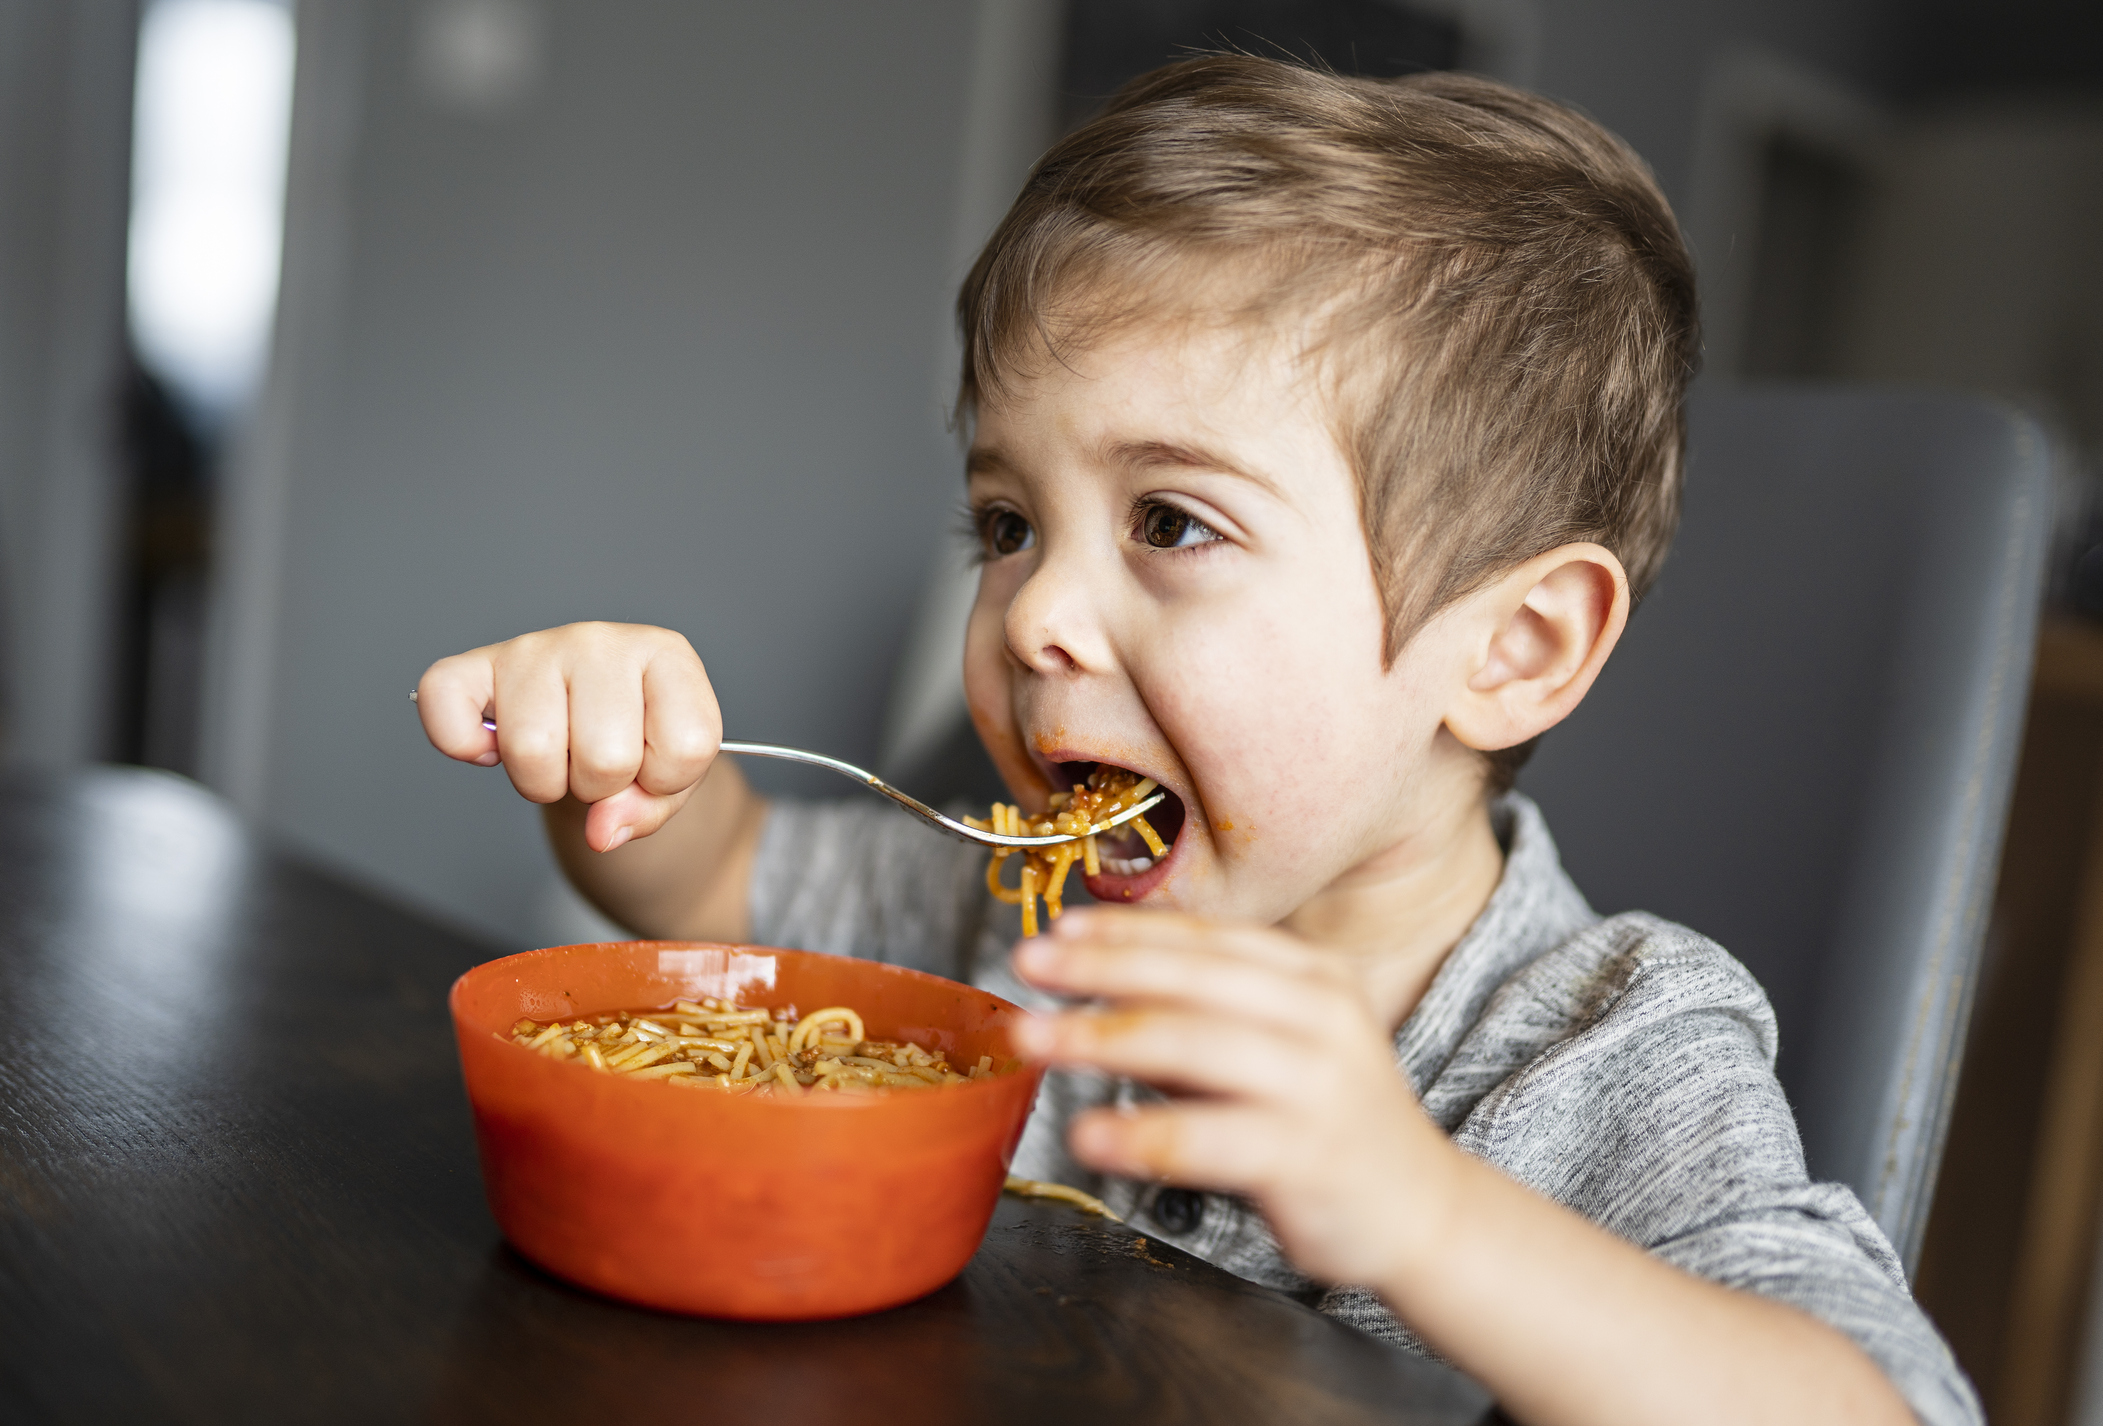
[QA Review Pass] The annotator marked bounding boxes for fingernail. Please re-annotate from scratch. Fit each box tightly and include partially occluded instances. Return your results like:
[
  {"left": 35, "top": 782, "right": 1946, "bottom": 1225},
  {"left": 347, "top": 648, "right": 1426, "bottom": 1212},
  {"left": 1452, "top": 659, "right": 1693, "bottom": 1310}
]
[
  {"left": 474, "top": 751, "right": 500, "bottom": 767},
  {"left": 604, "top": 825, "right": 633, "bottom": 852},
  {"left": 1052, "top": 909, "right": 1091, "bottom": 937}
]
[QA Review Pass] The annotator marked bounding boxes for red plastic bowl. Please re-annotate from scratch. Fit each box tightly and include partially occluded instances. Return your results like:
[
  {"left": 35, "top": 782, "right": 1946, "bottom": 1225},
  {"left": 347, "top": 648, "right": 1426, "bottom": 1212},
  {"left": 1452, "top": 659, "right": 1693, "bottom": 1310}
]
[{"left": 449, "top": 941, "right": 1045, "bottom": 1319}]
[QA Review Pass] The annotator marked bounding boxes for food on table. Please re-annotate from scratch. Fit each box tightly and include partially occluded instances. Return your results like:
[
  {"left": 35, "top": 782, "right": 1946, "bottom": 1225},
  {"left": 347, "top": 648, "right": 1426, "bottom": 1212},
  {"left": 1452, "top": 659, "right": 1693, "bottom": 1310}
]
[
  {"left": 508, "top": 997, "right": 1000, "bottom": 1095},
  {"left": 1004, "top": 1174, "right": 1122, "bottom": 1220},
  {"left": 966, "top": 765, "right": 1164, "bottom": 936}
]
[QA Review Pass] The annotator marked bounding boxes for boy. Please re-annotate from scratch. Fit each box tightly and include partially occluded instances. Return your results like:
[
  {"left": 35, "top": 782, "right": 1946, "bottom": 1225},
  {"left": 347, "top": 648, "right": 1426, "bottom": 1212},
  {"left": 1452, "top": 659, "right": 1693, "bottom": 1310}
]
[{"left": 418, "top": 58, "right": 1977, "bottom": 1426}]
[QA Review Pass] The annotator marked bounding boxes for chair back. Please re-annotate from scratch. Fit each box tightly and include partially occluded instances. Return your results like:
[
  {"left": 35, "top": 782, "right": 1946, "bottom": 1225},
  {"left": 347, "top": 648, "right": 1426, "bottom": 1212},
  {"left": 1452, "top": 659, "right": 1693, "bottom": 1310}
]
[{"left": 1522, "top": 388, "right": 2052, "bottom": 1272}]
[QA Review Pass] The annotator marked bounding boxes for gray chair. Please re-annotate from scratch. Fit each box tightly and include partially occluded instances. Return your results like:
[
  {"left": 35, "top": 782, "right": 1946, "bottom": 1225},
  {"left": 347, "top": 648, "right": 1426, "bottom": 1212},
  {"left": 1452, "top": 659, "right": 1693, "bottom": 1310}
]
[{"left": 1521, "top": 387, "right": 2053, "bottom": 1273}]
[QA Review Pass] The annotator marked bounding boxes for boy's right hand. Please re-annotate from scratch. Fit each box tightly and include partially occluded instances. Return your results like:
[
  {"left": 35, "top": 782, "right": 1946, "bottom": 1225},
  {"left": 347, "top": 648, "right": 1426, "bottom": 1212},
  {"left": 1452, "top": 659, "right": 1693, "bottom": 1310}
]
[{"left": 416, "top": 623, "right": 720, "bottom": 853}]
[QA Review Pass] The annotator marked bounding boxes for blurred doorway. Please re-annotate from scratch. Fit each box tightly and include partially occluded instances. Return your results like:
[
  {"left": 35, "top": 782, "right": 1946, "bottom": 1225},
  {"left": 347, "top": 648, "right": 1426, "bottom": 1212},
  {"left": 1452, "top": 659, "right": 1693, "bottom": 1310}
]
[{"left": 115, "top": 0, "right": 293, "bottom": 774}]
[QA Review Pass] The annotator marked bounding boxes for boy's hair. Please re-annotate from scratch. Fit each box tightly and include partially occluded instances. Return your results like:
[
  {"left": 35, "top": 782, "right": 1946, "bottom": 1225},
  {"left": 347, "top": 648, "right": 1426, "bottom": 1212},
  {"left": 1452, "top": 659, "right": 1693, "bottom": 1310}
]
[{"left": 956, "top": 57, "right": 1699, "bottom": 790}]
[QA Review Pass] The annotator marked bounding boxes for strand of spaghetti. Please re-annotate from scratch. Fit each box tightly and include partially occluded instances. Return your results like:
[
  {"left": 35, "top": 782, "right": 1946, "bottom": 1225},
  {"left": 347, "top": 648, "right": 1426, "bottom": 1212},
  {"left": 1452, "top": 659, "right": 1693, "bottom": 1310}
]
[
  {"left": 1003, "top": 1175, "right": 1123, "bottom": 1221},
  {"left": 615, "top": 1043, "right": 676, "bottom": 1073},
  {"left": 790, "top": 1007, "right": 865, "bottom": 1054},
  {"left": 602, "top": 1040, "right": 655, "bottom": 1070},
  {"left": 1043, "top": 843, "right": 1079, "bottom": 916},
  {"left": 1131, "top": 815, "right": 1168, "bottom": 858},
  {"left": 986, "top": 850, "right": 1024, "bottom": 904}
]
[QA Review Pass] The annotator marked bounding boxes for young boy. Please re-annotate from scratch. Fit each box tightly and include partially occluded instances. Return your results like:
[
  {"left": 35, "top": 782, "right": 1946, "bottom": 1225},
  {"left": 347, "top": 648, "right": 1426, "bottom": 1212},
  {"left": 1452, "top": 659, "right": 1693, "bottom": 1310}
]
[{"left": 418, "top": 58, "right": 1978, "bottom": 1426}]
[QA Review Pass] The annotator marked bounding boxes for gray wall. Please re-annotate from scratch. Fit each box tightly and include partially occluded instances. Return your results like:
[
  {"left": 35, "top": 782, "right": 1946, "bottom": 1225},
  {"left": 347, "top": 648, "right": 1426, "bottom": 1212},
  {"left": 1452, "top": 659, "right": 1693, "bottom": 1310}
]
[{"left": 208, "top": 0, "right": 988, "bottom": 944}]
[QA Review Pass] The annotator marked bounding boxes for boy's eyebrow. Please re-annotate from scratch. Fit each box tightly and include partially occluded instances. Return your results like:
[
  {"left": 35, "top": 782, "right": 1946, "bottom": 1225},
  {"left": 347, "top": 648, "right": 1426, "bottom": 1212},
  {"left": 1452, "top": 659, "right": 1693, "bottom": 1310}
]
[
  {"left": 1107, "top": 438, "right": 1281, "bottom": 496},
  {"left": 965, "top": 439, "right": 1282, "bottom": 494}
]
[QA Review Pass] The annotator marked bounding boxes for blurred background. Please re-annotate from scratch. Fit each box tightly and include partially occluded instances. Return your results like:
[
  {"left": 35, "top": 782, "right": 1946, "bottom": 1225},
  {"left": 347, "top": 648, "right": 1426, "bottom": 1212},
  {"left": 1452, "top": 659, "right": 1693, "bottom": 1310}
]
[{"left": 0, "top": 0, "right": 2099, "bottom": 1416}]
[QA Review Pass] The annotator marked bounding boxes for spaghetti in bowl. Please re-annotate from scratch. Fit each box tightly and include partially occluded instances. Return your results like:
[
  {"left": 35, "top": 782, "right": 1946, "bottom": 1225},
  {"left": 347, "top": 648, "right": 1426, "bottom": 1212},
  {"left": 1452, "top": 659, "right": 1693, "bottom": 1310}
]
[{"left": 448, "top": 941, "right": 1044, "bottom": 1320}]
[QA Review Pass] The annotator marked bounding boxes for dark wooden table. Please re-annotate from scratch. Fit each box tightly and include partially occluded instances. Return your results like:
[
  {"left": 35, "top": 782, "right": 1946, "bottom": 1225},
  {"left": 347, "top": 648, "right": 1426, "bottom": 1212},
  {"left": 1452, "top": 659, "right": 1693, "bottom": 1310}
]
[{"left": 0, "top": 768, "right": 1492, "bottom": 1424}]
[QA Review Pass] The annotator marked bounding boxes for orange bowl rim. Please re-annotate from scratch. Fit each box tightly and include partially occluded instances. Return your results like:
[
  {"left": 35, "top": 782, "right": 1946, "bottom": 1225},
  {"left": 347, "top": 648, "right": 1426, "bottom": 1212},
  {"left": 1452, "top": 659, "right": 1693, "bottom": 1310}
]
[{"left": 448, "top": 939, "right": 1037, "bottom": 1113}]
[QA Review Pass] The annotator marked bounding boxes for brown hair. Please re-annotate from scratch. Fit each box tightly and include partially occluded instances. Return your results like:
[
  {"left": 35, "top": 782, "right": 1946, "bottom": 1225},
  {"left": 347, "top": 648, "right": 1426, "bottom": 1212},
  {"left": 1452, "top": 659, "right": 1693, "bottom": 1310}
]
[{"left": 956, "top": 56, "right": 1700, "bottom": 791}]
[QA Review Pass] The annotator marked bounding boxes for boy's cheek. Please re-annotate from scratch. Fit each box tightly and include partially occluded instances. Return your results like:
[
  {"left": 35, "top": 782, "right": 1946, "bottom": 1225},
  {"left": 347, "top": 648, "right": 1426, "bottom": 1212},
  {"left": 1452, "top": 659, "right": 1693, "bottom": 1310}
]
[
  {"left": 967, "top": 702, "right": 1049, "bottom": 806},
  {"left": 1161, "top": 687, "right": 1358, "bottom": 854},
  {"left": 1159, "top": 630, "right": 1434, "bottom": 873},
  {"left": 1167, "top": 740, "right": 1415, "bottom": 924},
  {"left": 962, "top": 650, "right": 1050, "bottom": 806}
]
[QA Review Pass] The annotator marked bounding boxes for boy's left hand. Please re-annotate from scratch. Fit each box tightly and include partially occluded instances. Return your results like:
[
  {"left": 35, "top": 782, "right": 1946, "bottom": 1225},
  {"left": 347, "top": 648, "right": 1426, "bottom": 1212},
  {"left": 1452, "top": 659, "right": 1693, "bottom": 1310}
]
[{"left": 1009, "top": 907, "right": 1457, "bottom": 1288}]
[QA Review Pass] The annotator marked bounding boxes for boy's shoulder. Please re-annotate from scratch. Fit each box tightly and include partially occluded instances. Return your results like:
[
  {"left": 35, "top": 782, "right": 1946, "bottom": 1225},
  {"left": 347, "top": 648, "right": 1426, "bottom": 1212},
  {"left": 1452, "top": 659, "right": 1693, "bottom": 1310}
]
[
  {"left": 1486, "top": 909, "right": 1780, "bottom": 1070},
  {"left": 1427, "top": 811, "right": 1818, "bottom": 1239},
  {"left": 1475, "top": 792, "right": 1775, "bottom": 1043},
  {"left": 1412, "top": 796, "right": 1782, "bottom": 1130}
]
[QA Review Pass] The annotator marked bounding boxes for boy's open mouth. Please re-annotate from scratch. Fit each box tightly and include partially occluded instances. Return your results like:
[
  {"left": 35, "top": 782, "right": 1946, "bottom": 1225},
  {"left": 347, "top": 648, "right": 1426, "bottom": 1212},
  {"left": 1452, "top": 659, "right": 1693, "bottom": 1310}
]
[{"left": 1055, "top": 759, "right": 1188, "bottom": 893}]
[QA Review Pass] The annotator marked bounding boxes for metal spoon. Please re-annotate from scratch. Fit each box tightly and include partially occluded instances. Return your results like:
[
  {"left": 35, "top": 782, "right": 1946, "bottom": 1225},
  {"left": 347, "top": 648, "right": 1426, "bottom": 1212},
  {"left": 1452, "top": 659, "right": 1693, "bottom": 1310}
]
[{"left": 461, "top": 713, "right": 1163, "bottom": 849}]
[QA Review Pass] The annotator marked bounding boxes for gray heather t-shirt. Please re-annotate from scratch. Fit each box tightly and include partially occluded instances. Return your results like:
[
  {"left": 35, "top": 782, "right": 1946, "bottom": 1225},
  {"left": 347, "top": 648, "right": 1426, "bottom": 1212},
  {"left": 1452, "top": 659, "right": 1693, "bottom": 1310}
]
[{"left": 749, "top": 791, "right": 1981, "bottom": 1426}]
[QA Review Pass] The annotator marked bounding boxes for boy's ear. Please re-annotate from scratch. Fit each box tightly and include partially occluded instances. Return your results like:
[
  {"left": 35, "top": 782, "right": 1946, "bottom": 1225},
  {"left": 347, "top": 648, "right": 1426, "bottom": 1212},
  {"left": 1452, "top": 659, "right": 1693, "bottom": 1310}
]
[{"left": 1442, "top": 543, "right": 1630, "bottom": 754}]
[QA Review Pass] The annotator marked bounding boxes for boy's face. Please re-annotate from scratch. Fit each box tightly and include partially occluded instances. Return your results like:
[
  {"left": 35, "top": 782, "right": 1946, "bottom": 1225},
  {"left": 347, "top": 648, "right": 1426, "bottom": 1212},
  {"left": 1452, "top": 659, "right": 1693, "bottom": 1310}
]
[{"left": 963, "top": 316, "right": 1484, "bottom": 926}]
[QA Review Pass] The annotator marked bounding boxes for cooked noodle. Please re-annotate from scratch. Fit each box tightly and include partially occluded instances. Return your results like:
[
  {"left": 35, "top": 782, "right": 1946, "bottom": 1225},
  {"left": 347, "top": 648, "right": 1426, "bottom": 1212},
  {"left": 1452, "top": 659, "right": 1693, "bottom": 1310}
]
[
  {"left": 964, "top": 765, "right": 1162, "bottom": 936},
  {"left": 508, "top": 997, "right": 1002, "bottom": 1095},
  {"left": 1004, "top": 1174, "right": 1122, "bottom": 1221}
]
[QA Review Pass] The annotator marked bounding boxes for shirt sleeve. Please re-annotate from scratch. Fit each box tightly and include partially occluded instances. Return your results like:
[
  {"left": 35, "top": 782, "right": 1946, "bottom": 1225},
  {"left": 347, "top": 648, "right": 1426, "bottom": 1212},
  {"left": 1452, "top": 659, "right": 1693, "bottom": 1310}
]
[
  {"left": 1454, "top": 915, "right": 1983, "bottom": 1426},
  {"left": 745, "top": 797, "right": 991, "bottom": 981}
]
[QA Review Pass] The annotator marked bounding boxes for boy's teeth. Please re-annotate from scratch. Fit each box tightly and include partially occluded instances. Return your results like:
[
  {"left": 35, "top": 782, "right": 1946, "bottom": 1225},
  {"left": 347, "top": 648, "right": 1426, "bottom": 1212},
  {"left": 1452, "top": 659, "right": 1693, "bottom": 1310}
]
[{"left": 1102, "top": 856, "right": 1153, "bottom": 876}]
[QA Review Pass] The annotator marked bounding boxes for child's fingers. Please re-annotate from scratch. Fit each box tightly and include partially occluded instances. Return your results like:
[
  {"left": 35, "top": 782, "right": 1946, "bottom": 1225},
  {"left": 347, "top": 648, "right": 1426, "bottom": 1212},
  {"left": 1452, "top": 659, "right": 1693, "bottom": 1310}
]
[
  {"left": 1013, "top": 1005, "right": 1312, "bottom": 1100},
  {"left": 582, "top": 781, "right": 694, "bottom": 852},
  {"left": 564, "top": 639, "right": 648, "bottom": 805},
  {"left": 415, "top": 651, "right": 500, "bottom": 765},
  {"left": 1067, "top": 1101, "right": 1275, "bottom": 1190},
  {"left": 636, "top": 640, "right": 719, "bottom": 797},
  {"left": 1052, "top": 905, "right": 1325, "bottom": 975},
  {"left": 1013, "top": 931, "right": 1352, "bottom": 1033},
  {"left": 489, "top": 645, "right": 574, "bottom": 805}
]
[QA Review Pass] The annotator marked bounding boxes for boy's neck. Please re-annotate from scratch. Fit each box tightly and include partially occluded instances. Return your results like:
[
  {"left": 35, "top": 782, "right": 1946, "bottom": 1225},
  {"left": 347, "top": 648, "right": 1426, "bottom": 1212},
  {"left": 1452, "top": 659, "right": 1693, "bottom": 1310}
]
[{"left": 1279, "top": 787, "right": 1506, "bottom": 1033}]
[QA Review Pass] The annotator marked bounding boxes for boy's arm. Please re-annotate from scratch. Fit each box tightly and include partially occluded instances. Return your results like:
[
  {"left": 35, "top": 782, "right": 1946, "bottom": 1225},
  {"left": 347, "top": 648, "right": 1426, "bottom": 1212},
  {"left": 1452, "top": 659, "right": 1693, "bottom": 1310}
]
[
  {"left": 419, "top": 622, "right": 764, "bottom": 940},
  {"left": 1373, "top": 1147, "right": 1913, "bottom": 1426},
  {"left": 542, "top": 758, "right": 767, "bottom": 941},
  {"left": 1012, "top": 910, "right": 1926, "bottom": 1426}
]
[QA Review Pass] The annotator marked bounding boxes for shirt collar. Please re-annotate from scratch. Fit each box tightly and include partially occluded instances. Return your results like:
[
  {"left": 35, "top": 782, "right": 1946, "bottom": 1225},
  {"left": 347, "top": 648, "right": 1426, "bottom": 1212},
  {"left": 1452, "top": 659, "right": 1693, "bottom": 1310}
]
[{"left": 1392, "top": 792, "right": 1597, "bottom": 1095}]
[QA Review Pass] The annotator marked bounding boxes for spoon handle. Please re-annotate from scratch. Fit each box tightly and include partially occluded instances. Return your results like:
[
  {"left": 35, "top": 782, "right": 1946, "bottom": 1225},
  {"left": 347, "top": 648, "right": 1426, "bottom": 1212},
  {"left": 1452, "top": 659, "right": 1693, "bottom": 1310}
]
[
  {"left": 465, "top": 718, "right": 1158, "bottom": 849},
  {"left": 715, "top": 741, "right": 1163, "bottom": 849}
]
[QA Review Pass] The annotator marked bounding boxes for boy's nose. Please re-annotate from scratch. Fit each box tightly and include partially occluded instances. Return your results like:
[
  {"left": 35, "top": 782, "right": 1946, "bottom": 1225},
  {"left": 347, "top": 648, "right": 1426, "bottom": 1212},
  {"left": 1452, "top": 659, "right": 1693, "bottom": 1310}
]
[{"left": 1003, "top": 559, "right": 1111, "bottom": 677}]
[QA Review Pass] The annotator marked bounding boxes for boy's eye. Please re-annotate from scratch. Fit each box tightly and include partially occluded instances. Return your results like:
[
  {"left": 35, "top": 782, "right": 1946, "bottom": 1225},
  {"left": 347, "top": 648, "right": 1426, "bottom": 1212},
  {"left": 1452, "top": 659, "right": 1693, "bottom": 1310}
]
[
  {"left": 982, "top": 508, "right": 1035, "bottom": 557},
  {"left": 1139, "top": 501, "right": 1222, "bottom": 550}
]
